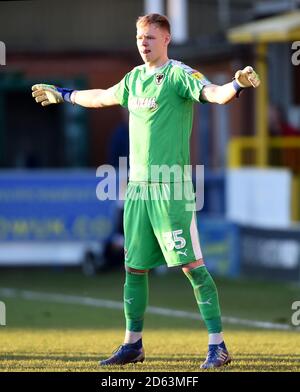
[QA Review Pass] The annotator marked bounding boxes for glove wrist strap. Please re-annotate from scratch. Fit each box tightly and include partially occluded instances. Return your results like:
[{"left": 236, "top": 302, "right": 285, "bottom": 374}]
[
  {"left": 232, "top": 79, "right": 244, "bottom": 98},
  {"left": 56, "top": 87, "right": 75, "bottom": 104}
]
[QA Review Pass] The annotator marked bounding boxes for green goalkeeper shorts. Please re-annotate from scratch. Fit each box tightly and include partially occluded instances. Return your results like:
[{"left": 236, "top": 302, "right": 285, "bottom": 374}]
[{"left": 124, "top": 182, "right": 203, "bottom": 270}]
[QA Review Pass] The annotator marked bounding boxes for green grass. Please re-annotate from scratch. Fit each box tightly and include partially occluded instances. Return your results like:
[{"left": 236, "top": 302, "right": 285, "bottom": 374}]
[{"left": 0, "top": 268, "right": 299, "bottom": 371}]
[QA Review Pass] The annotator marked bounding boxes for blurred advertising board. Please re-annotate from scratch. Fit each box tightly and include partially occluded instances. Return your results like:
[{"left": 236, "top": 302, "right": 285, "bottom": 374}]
[
  {"left": 0, "top": 170, "right": 116, "bottom": 265},
  {"left": 226, "top": 168, "right": 292, "bottom": 228},
  {"left": 239, "top": 225, "right": 300, "bottom": 282},
  {"left": 198, "top": 216, "right": 240, "bottom": 278}
]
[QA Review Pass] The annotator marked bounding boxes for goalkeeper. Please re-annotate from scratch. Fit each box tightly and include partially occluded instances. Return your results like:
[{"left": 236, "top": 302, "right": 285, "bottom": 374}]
[{"left": 32, "top": 13, "right": 260, "bottom": 369}]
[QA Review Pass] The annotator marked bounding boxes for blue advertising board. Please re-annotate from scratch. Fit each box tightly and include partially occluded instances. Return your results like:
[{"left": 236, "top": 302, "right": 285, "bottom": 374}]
[
  {"left": 0, "top": 170, "right": 116, "bottom": 242},
  {"left": 198, "top": 216, "right": 240, "bottom": 277}
]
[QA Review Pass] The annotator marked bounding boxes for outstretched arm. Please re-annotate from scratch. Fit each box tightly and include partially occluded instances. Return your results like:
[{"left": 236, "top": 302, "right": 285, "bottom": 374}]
[
  {"left": 201, "top": 66, "right": 260, "bottom": 105},
  {"left": 71, "top": 87, "right": 119, "bottom": 108},
  {"left": 32, "top": 84, "right": 119, "bottom": 108}
]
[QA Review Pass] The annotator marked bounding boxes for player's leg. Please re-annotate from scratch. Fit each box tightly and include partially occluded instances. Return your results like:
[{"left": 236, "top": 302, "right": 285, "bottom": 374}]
[
  {"left": 122, "top": 184, "right": 164, "bottom": 348},
  {"left": 149, "top": 182, "right": 231, "bottom": 368},
  {"left": 182, "top": 258, "right": 223, "bottom": 341},
  {"left": 99, "top": 183, "right": 164, "bottom": 366},
  {"left": 182, "top": 259, "right": 231, "bottom": 368},
  {"left": 123, "top": 265, "right": 149, "bottom": 345},
  {"left": 99, "top": 264, "right": 148, "bottom": 366}
]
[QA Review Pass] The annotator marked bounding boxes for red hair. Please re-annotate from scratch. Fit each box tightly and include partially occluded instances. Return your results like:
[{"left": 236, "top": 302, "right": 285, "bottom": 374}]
[{"left": 136, "top": 13, "right": 171, "bottom": 34}]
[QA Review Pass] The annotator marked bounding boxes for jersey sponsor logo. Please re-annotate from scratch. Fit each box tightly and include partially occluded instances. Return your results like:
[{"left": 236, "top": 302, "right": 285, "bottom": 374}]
[
  {"left": 129, "top": 97, "right": 157, "bottom": 110},
  {"left": 155, "top": 73, "right": 164, "bottom": 85}
]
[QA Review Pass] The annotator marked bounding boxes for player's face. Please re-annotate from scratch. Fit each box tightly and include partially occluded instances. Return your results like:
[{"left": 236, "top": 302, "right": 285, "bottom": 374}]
[{"left": 136, "top": 23, "right": 170, "bottom": 66}]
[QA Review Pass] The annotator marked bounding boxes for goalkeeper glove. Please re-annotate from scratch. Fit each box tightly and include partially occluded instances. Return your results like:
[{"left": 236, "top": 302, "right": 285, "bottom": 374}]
[
  {"left": 235, "top": 66, "right": 260, "bottom": 88},
  {"left": 31, "top": 84, "right": 75, "bottom": 106},
  {"left": 232, "top": 66, "right": 260, "bottom": 97}
]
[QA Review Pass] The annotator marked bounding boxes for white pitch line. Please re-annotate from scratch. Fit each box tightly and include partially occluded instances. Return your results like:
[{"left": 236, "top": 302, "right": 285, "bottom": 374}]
[{"left": 0, "top": 287, "right": 299, "bottom": 331}]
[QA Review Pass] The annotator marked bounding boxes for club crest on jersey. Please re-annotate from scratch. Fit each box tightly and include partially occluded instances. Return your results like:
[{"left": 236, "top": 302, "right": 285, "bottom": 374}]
[{"left": 155, "top": 73, "right": 164, "bottom": 85}]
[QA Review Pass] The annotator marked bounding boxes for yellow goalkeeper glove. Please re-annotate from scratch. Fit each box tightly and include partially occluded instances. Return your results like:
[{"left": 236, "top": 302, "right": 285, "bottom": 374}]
[
  {"left": 32, "top": 84, "right": 74, "bottom": 106},
  {"left": 234, "top": 66, "right": 260, "bottom": 88}
]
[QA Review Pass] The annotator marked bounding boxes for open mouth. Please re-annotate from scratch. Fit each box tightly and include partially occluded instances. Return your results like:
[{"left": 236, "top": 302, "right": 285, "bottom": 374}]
[{"left": 142, "top": 50, "right": 151, "bottom": 54}]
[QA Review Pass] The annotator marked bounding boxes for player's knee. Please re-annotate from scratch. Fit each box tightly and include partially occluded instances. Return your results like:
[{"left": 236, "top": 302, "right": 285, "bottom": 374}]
[{"left": 181, "top": 258, "right": 205, "bottom": 273}]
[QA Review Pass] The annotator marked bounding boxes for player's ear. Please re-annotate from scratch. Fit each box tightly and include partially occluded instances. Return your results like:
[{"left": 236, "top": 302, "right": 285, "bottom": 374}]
[{"left": 164, "top": 33, "right": 171, "bottom": 46}]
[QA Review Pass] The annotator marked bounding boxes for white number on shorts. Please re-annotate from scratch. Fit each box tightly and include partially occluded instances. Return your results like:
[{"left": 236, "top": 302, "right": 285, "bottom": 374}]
[{"left": 163, "top": 229, "right": 186, "bottom": 251}]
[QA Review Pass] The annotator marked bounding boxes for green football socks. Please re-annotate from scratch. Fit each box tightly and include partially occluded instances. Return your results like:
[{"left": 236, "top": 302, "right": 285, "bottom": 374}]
[
  {"left": 184, "top": 265, "right": 222, "bottom": 333},
  {"left": 124, "top": 270, "right": 148, "bottom": 332}
]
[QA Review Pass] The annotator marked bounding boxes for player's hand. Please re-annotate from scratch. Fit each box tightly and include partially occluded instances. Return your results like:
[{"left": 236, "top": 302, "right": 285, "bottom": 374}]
[
  {"left": 234, "top": 66, "right": 260, "bottom": 88},
  {"left": 31, "top": 84, "right": 64, "bottom": 106}
]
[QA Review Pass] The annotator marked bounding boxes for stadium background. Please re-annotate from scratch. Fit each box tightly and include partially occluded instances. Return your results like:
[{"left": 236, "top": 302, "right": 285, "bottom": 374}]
[{"left": 0, "top": 0, "right": 299, "bottom": 372}]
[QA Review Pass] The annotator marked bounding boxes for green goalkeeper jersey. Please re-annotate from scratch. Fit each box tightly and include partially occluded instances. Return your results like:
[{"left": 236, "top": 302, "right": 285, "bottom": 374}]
[{"left": 113, "top": 59, "right": 211, "bottom": 182}]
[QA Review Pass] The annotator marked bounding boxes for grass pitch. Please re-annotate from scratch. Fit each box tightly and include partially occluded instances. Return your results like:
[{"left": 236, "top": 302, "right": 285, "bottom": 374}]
[{"left": 0, "top": 268, "right": 299, "bottom": 372}]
